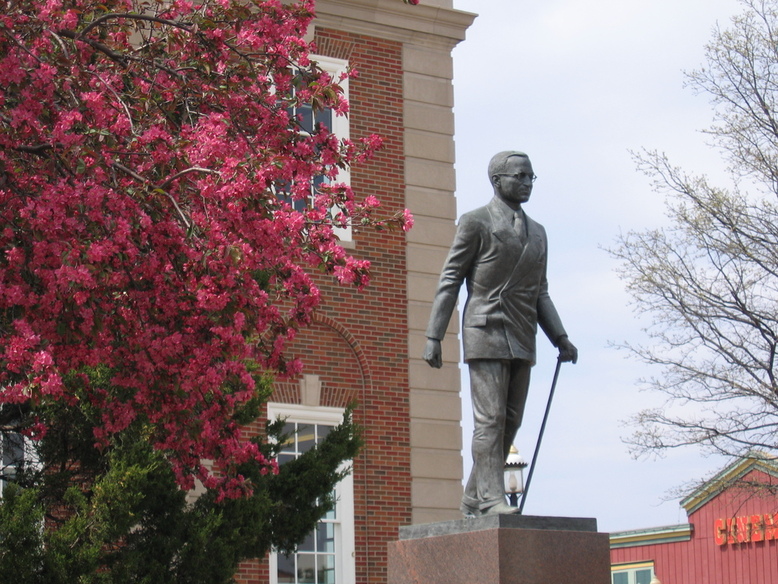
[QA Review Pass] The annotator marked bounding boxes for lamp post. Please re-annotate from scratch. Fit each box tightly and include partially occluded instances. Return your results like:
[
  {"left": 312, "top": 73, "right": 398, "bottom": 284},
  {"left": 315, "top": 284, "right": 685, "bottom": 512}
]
[{"left": 504, "top": 444, "right": 527, "bottom": 508}]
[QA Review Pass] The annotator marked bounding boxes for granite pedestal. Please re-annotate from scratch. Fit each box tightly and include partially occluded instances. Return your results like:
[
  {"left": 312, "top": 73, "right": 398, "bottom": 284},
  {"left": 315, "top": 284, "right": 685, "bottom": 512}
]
[{"left": 388, "top": 515, "right": 610, "bottom": 584}]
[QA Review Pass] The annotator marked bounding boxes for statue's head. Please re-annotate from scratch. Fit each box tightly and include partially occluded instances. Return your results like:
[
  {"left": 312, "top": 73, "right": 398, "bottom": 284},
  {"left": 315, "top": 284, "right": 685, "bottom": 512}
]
[
  {"left": 487, "top": 151, "right": 529, "bottom": 181},
  {"left": 488, "top": 151, "right": 534, "bottom": 208}
]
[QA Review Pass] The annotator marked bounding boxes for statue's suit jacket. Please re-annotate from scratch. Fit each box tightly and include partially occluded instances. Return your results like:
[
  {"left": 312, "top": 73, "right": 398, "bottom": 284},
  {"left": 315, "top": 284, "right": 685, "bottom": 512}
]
[{"left": 426, "top": 196, "right": 566, "bottom": 364}]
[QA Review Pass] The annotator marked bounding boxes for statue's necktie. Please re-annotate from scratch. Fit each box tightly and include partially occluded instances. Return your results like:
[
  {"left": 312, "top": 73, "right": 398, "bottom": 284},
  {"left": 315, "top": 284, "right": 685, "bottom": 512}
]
[{"left": 513, "top": 211, "right": 526, "bottom": 244}]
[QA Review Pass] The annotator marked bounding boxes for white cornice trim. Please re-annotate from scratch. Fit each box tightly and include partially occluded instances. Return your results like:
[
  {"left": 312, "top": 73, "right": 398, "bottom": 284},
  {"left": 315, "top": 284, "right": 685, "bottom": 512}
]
[
  {"left": 609, "top": 524, "right": 693, "bottom": 549},
  {"left": 314, "top": 0, "right": 476, "bottom": 49}
]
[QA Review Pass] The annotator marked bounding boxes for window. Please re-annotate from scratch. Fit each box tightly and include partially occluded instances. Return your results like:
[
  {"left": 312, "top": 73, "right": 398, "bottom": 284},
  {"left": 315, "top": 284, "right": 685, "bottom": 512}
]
[
  {"left": 0, "top": 428, "right": 28, "bottom": 496},
  {"left": 268, "top": 403, "right": 355, "bottom": 584},
  {"left": 288, "top": 55, "right": 349, "bottom": 143},
  {"left": 612, "top": 562, "right": 655, "bottom": 584},
  {"left": 283, "top": 55, "right": 352, "bottom": 243}
]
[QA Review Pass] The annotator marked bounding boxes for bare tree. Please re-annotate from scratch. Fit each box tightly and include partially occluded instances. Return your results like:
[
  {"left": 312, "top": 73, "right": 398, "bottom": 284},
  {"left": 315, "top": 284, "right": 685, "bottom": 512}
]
[{"left": 612, "top": 0, "right": 778, "bottom": 462}]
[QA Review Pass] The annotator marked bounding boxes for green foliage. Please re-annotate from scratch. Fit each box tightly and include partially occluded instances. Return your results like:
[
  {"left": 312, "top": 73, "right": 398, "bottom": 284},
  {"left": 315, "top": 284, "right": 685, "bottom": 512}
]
[
  {"left": 0, "top": 404, "right": 361, "bottom": 583},
  {"left": 0, "top": 485, "right": 46, "bottom": 582}
]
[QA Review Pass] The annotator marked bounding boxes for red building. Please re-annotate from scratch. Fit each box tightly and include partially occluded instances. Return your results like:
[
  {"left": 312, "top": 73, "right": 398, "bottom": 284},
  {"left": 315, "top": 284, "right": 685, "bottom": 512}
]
[
  {"left": 233, "top": 1, "right": 476, "bottom": 583},
  {"left": 610, "top": 455, "right": 778, "bottom": 584}
]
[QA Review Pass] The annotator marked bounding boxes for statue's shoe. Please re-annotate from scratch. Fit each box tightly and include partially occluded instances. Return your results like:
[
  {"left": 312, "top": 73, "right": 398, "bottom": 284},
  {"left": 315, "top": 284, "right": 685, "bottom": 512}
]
[
  {"left": 482, "top": 502, "right": 519, "bottom": 516},
  {"left": 460, "top": 501, "right": 481, "bottom": 517}
]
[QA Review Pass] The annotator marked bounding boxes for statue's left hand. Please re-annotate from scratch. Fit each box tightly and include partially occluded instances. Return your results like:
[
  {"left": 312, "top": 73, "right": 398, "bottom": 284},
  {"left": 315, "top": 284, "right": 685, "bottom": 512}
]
[{"left": 557, "top": 336, "right": 578, "bottom": 364}]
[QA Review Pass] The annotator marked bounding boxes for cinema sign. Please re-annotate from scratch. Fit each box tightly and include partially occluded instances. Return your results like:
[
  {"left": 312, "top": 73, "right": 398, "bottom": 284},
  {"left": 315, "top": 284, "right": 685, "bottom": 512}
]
[{"left": 714, "top": 513, "right": 778, "bottom": 545}]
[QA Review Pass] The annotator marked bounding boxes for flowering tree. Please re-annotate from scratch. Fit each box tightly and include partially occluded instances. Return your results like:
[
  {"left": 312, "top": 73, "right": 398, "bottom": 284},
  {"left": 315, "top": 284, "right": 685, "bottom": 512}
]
[
  {"left": 1, "top": 0, "right": 413, "bottom": 497},
  {"left": 1, "top": 0, "right": 417, "bottom": 578}
]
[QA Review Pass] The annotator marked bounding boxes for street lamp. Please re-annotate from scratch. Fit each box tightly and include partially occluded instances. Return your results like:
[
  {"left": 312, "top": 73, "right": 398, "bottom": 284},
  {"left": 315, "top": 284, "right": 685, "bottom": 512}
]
[{"left": 504, "top": 444, "right": 527, "bottom": 508}]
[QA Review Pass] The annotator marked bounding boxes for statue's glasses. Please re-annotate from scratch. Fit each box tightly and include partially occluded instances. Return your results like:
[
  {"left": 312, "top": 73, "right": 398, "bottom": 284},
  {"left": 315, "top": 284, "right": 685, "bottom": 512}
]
[{"left": 495, "top": 172, "right": 537, "bottom": 183}]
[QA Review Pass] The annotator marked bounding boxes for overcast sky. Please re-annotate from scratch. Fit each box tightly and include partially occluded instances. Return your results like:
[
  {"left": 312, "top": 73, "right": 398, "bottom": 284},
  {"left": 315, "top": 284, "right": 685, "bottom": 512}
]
[{"left": 448, "top": 0, "right": 745, "bottom": 532}]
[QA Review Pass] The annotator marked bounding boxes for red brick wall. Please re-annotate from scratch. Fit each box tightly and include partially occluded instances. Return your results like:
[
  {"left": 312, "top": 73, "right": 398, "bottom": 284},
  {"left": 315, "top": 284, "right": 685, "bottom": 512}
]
[{"left": 236, "top": 27, "right": 410, "bottom": 584}]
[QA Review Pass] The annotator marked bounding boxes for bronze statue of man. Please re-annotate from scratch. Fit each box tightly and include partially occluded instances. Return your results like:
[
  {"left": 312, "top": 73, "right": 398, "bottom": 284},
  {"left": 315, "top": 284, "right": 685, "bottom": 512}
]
[{"left": 424, "top": 151, "right": 578, "bottom": 517}]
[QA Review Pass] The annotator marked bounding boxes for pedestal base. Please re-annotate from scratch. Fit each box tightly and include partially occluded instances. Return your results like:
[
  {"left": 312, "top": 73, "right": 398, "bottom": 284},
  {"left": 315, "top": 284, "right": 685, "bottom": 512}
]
[{"left": 388, "top": 515, "right": 610, "bottom": 584}]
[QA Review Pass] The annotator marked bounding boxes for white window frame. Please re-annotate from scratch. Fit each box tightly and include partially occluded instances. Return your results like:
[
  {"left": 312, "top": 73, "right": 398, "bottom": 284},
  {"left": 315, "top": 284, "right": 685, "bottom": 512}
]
[
  {"left": 611, "top": 561, "right": 655, "bottom": 584},
  {"left": 0, "top": 428, "right": 34, "bottom": 497},
  {"left": 268, "top": 403, "right": 356, "bottom": 584},
  {"left": 314, "top": 55, "right": 351, "bottom": 244},
  {"left": 285, "top": 55, "right": 352, "bottom": 244},
  {"left": 309, "top": 55, "right": 350, "bottom": 144}
]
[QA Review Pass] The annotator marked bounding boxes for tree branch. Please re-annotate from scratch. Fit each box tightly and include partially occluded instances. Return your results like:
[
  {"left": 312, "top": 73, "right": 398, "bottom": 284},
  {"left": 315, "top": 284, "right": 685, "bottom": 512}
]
[{"left": 79, "top": 12, "right": 193, "bottom": 37}]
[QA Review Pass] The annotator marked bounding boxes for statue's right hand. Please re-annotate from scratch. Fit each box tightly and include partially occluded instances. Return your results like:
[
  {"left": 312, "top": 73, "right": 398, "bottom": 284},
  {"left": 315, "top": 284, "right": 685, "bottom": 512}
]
[{"left": 423, "top": 338, "right": 443, "bottom": 369}]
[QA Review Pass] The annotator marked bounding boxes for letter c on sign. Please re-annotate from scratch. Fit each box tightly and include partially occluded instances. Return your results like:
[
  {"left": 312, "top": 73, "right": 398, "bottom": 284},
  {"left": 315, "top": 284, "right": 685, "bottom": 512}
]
[{"left": 714, "top": 518, "right": 727, "bottom": 546}]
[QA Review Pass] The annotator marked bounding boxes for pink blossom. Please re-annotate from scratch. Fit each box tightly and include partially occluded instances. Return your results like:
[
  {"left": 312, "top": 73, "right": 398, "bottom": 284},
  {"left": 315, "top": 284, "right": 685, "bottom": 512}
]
[
  {"left": 402, "top": 208, "right": 415, "bottom": 231},
  {"left": 32, "top": 351, "right": 53, "bottom": 372},
  {"left": 363, "top": 195, "right": 381, "bottom": 208},
  {"left": 0, "top": 0, "right": 411, "bottom": 499}
]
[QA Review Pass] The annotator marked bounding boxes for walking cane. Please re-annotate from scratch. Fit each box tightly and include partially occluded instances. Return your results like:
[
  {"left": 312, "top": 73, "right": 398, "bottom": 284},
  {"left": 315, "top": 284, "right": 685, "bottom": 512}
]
[{"left": 518, "top": 357, "right": 563, "bottom": 514}]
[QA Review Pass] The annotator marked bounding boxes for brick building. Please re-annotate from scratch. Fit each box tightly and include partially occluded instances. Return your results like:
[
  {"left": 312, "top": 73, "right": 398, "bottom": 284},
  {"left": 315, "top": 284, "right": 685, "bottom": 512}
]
[
  {"left": 610, "top": 455, "right": 778, "bottom": 584},
  {"left": 236, "top": 2, "right": 475, "bottom": 583}
]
